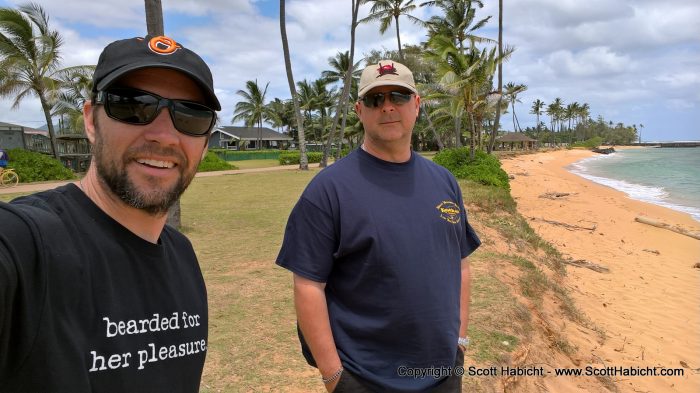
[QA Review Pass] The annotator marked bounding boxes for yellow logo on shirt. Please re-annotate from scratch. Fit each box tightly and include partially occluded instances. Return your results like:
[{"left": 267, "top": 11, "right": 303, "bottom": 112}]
[{"left": 436, "top": 201, "right": 461, "bottom": 224}]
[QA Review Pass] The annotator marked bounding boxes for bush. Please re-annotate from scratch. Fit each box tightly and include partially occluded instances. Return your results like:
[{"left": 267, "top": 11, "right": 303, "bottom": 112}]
[
  {"left": 571, "top": 136, "right": 603, "bottom": 149},
  {"left": 278, "top": 152, "right": 323, "bottom": 165},
  {"left": 433, "top": 148, "right": 510, "bottom": 190},
  {"left": 198, "top": 151, "right": 236, "bottom": 172},
  {"left": 6, "top": 149, "right": 75, "bottom": 183}
]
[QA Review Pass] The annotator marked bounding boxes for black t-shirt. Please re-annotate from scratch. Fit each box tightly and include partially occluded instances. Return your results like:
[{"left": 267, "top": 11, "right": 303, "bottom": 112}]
[
  {"left": 0, "top": 184, "right": 208, "bottom": 392},
  {"left": 276, "top": 149, "right": 481, "bottom": 392}
]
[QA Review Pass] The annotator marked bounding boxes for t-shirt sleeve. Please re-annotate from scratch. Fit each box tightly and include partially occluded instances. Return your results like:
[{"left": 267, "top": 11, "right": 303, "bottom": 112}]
[
  {"left": 275, "top": 196, "right": 337, "bottom": 283},
  {"left": 457, "top": 185, "right": 481, "bottom": 259}
]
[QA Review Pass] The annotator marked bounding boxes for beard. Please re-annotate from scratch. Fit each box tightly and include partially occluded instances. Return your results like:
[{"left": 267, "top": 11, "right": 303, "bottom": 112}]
[{"left": 92, "top": 119, "right": 198, "bottom": 216}]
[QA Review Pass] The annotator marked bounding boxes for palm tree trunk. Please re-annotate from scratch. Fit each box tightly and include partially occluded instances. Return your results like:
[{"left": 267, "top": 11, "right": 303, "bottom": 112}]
[
  {"left": 422, "top": 106, "right": 444, "bottom": 150},
  {"left": 335, "top": 0, "right": 361, "bottom": 160},
  {"left": 454, "top": 116, "right": 462, "bottom": 148},
  {"left": 487, "top": 0, "right": 503, "bottom": 154},
  {"left": 145, "top": 0, "right": 164, "bottom": 35},
  {"left": 280, "top": 0, "right": 308, "bottom": 169},
  {"left": 395, "top": 16, "right": 403, "bottom": 61},
  {"left": 38, "top": 94, "right": 60, "bottom": 160}
]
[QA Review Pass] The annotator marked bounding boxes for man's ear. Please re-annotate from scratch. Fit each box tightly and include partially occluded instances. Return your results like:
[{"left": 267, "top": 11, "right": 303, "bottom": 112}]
[
  {"left": 414, "top": 95, "right": 421, "bottom": 118},
  {"left": 83, "top": 101, "right": 97, "bottom": 144}
]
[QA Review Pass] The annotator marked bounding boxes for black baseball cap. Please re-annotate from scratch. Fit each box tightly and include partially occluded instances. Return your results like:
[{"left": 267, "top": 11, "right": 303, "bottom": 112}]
[{"left": 92, "top": 35, "right": 221, "bottom": 111}]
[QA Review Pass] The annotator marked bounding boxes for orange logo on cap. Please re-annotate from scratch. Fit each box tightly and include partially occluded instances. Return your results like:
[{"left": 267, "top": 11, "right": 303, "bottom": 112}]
[{"left": 148, "top": 36, "right": 181, "bottom": 55}]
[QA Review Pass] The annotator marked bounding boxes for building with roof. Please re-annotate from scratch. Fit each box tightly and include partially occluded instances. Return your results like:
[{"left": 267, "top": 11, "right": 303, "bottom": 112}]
[
  {"left": 0, "top": 121, "right": 91, "bottom": 172},
  {"left": 495, "top": 132, "right": 538, "bottom": 150},
  {"left": 209, "top": 126, "right": 293, "bottom": 150}
]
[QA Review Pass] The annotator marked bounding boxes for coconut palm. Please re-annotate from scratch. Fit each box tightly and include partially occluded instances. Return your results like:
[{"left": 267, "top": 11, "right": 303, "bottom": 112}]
[
  {"left": 232, "top": 79, "right": 270, "bottom": 150},
  {"left": 52, "top": 65, "right": 95, "bottom": 133},
  {"left": 0, "top": 3, "right": 63, "bottom": 160},
  {"left": 486, "top": 0, "right": 503, "bottom": 153},
  {"left": 421, "top": 0, "right": 492, "bottom": 52},
  {"left": 426, "top": 33, "right": 508, "bottom": 157},
  {"left": 530, "top": 98, "right": 545, "bottom": 140},
  {"left": 504, "top": 82, "right": 527, "bottom": 132},
  {"left": 280, "top": 0, "right": 308, "bottom": 168},
  {"left": 359, "top": 0, "right": 423, "bottom": 61},
  {"left": 546, "top": 98, "right": 564, "bottom": 145},
  {"left": 321, "top": 51, "right": 362, "bottom": 86}
]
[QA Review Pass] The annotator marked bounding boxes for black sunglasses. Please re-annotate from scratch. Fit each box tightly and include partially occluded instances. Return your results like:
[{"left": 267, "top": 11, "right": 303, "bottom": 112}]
[
  {"left": 94, "top": 87, "right": 216, "bottom": 136},
  {"left": 361, "top": 91, "right": 414, "bottom": 108}
]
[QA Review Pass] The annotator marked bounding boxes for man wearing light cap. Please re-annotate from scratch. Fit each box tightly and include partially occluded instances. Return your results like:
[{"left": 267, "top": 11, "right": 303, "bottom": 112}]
[
  {"left": 277, "top": 60, "right": 481, "bottom": 392},
  {"left": 0, "top": 35, "right": 219, "bottom": 392}
]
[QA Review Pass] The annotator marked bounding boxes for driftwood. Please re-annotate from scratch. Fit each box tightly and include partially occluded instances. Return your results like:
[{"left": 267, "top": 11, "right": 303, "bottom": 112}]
[
  {"left": 539, "top": 192, "right": 573, "bottom": 200},
  {"left": 563, "top": 259, "right": 610, "bottom": 273},
  {"left": 635, "top": 216, "right": 700, "bottom": 241},
  {"left": 529, "top": 217, "right": 597, "bottom": 231}
]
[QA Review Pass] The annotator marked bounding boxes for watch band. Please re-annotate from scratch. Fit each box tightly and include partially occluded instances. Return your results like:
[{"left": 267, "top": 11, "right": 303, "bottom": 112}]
[{"left": 458, "top": 337, "right": 470, "bottom": 347}]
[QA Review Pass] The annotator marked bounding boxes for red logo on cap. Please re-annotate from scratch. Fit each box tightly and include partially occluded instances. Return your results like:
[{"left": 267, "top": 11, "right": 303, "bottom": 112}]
[
  {"left": 148, "top": 36, "right": 181, "bottom": 55},
  {"left": 377, "top": 62, "right": 399, "bottom": 77}
]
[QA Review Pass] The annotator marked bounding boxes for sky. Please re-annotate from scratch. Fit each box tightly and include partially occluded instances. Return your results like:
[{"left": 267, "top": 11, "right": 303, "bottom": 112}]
[{"left": 0, "top": 0, "right": 698, "bottom": 142}]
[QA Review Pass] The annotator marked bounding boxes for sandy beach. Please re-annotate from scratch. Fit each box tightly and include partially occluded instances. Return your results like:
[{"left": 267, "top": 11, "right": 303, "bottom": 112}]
[{"left": 500, "top": 148, "right": 700, "bottom": 393}]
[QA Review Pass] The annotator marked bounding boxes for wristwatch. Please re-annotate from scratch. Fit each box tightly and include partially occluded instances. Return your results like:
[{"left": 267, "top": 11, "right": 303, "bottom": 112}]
[{"left": 458, "top": 337, "right": 470, "bottom": 350}]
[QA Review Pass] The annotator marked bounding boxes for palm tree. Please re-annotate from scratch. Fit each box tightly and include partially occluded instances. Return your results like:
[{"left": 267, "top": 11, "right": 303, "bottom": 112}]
[
  {"left": 321, "top": 51, "right": 362, "bottom": 86},
  {"left": 504, "top": 82, "right": 526, "bottom": 133},
  {"left": 296, "top": 79, "right": 317, "bottom": 140},
  {"left": 280, "top": 0, "right": 308, "bottom": 169},
  {"left": 426, "top": 34, "right": 508, "bottom": 157},
  {"left": 232, "top": 80, "right": 270, "bottom": 150},
  {"left": 359, "top": 0, "right": 423, "bottom": 61},
  {"left": 52, "top": 65, "right": 95, "bottom": 133},
  {"left": 0, "top": 3, "right": 63, "bottom": 160},
  {"left": 323, "top": 0, "right": 361, "bottom": 165},
  {"left": 487, "top": 0, "right": 502, "bottom": 154},
  {"left": 421, "top": 0, "right": 492, "bottom": 53},
  {"left": 546, "top": 98, "right": 563, "bottom": 145},
  {"left": 530, "top": 98, "right": 545, "bottom": 140}
]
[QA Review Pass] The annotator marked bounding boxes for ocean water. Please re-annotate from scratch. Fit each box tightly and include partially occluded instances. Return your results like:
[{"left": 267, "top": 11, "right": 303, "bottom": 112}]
[{"left": 568, "top": 147, "right": 700, "bottom": 222}]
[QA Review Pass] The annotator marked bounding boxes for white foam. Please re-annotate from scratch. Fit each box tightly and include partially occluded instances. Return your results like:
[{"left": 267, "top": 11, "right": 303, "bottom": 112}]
[{"left": 569, "top": 159, "right": 700, "bottom": 222}]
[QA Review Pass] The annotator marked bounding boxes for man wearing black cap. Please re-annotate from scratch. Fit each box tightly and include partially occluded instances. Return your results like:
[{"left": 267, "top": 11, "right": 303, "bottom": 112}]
[
  {"left": 0, "top": 35, "right": 219, "bottom": 392},
  {"left": 277, "top": 60, "right": 481, "bottom": 392}
]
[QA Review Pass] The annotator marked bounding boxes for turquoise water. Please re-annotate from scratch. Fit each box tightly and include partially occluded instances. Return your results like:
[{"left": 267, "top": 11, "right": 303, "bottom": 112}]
[{"left": 568, "top": 147, "right": 700, "bottom": 222}]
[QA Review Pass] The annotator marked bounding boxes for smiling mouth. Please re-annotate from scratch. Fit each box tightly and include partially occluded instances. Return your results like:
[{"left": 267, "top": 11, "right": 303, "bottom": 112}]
[{"left": 136, "top": 158, "right": 176, "bottom": 169}]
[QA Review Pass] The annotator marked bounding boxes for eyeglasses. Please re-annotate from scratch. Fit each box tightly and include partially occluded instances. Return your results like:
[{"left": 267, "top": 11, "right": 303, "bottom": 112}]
[
  {"left": 94, "top": 87, "right": 216, "bottom": 136},
  {"left": 360, "top": 91, "right": 413, "bottom": 108}
]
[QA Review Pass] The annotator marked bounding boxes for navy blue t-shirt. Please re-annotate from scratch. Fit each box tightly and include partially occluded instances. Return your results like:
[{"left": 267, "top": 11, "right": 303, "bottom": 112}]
[{"left": 277, "top": 148, "right": 481, "bottom": 391}]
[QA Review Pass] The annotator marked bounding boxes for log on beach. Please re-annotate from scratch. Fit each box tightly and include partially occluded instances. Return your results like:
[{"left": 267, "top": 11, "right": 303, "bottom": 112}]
[{"left": 634, "top": 216, "right": 700, "bottom": 241}]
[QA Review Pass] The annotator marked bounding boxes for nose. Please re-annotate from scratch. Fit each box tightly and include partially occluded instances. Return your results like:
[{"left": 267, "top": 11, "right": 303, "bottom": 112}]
[
  {"left": 380, "top": 93, "right": 397, "bottom": 112},
  {"left": 142, "top": 107, "right": 180, "bottom": 145}
]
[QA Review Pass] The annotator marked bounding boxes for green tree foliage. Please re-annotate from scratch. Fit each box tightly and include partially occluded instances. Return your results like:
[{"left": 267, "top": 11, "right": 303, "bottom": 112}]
[{"left": 6, "top": 148, "right": 75, "bottom": 182}]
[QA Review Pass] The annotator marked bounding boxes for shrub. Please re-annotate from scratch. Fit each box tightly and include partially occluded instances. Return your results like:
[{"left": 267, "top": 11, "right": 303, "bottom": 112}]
[
  {"left": 434, "top": 148, "right": 510, "bottom": 190},
  {"left": 571, "top": 136, "right": 603, "bottom": 149},
  {"left": 278, "top": 152, "right": 323, "bottom": 165},
  {"left": 198, "top": 151, "right": 236, "bottom": 172},
  {"left": 6, "top": 149, "right": 75, "bottom": 183}
]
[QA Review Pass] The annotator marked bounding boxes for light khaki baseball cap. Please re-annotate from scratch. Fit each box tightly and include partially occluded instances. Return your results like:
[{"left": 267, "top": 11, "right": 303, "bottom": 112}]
[{"left": 358, "top": 60, "right": 417, "bottom": 98}]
